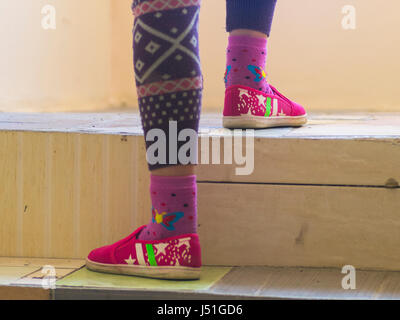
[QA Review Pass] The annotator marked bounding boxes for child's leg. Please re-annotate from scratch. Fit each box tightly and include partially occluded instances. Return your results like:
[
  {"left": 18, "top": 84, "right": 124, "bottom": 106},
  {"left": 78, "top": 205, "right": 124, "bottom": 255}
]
[
  {"left": 225, "top": 0, "right": 276, "bottom": 94},
  {"left": 226, "top": 0, "right": 277, "bottom": 37},
  {"left": 132, "top": 0, "right": 202, "bottom": 241},
  {"left": 223, "top": 0, "right": 307, "bottom": 129},
  {"left": 86, "top": 0, "right": 203, "bottom": 280}
]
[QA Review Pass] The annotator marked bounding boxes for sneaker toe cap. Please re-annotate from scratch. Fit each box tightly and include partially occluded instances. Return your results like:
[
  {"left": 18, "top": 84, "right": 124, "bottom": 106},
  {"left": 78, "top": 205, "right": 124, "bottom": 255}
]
[
  {"left": 291, "top": 101, "right": 307, "bottom": 116},
  {"left": 87, "top": 245, "right": 113, "bottom": 264}
]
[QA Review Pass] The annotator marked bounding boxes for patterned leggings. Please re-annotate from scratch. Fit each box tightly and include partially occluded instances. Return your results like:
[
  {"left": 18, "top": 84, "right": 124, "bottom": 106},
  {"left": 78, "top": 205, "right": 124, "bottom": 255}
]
[{"left": 132, "top": 0, "right": 277, "bottom": 170}]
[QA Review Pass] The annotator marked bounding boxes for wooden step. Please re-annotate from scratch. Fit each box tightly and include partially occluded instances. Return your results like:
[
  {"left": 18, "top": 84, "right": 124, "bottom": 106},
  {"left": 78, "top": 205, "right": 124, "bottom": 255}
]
[
  {"left": 0, "top": 112, "right": 399, "bottom": 270},
  {"left": 2, "top": 257, "right": 400, "bottom": 300}
]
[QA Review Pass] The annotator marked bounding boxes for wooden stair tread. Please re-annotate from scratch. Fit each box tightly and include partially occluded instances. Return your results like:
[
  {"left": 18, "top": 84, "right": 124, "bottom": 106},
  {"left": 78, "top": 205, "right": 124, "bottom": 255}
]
[
  {"left": 2, "top": 258, "right": 400, "bottom": 300},
  {"left": 0, "top": 112, "right": 400, "bottom": 137}
]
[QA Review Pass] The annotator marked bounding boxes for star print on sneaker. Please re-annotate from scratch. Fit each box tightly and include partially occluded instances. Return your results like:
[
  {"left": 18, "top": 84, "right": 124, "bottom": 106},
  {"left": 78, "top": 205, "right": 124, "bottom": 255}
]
[
  {"left": 86, "top": 225, "right": 202, "bottom": 280},
  {"left": 223, "top": 84, "right": 307, "bottom": 129}
]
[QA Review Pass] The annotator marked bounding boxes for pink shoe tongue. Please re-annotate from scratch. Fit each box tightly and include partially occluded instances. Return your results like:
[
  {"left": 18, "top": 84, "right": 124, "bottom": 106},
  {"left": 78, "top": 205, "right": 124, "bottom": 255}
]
[
  {"left": 270, "top": 85, "right": 290, "bottom": 103},
  {"left": 265, "top": 84, "right": 273, "bottom": 95},
  {"left": 134, "top": 225, "right": 148, "bottom": 240}
]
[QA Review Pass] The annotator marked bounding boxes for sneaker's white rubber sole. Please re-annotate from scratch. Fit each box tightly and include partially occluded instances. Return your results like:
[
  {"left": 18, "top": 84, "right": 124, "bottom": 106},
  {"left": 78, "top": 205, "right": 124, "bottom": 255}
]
[
  {"left": 86, "top": 258, "right": 201, "bottom": 280},
  {"left": 223, "top": 114, "right": 308, "bottom": 129}
]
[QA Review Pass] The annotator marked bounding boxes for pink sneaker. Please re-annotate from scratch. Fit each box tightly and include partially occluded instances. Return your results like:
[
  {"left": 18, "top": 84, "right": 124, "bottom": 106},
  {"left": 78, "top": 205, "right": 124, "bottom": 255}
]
[
  {"left": 86, "top": 226, "right": 202, "bottom": 280},
  {"left": 223, "top": 84, "right": 307, "bottom": 128}
]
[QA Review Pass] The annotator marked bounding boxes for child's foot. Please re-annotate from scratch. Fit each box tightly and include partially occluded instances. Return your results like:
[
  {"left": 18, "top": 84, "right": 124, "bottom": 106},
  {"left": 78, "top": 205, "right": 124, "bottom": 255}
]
[
  {"left": 86, "top": 174, "right": 201, "bottom": 280},
  {"left": 223, "top": 84, "right": 307, "bottom": 128},
  {"left": 86, "top": 225, "right": 202, "bottom": 280},
  {"left": 223, "top": 34, "right": 307, "bottom": 128}
]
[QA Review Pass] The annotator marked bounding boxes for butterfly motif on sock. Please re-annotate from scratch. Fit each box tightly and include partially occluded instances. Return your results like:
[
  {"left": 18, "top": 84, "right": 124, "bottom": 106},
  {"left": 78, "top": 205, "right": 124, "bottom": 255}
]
[
  {"left": 224, "top": 65, "right": 232, "bottom": 84},
  {"left": 152, "top": 208, "right": 184, "bottom": 231},
  {"left": 247, "top": 65, "right": 267, "bottom": 82}
]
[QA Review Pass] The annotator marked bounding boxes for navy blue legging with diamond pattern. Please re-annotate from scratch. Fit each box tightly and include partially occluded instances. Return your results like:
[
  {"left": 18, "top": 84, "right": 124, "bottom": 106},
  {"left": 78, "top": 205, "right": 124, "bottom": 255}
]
[{"left": 132, "top": 0, "right": 276, "bottom": 170}]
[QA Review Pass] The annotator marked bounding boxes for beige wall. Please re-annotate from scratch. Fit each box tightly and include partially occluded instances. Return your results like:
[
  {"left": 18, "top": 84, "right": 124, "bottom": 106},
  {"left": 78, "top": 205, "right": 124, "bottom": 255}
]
[
  {"left": 0, "top": 0, "right": 112, "bottom": 112},
  {"left": 1, "top": 0, "right": 399, "bottom": 112}
]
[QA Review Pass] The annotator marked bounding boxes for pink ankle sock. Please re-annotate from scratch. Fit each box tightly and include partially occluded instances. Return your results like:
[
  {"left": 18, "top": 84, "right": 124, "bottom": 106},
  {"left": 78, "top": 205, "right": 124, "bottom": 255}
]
[
  {"left": 225, "top": 35, "right": 272, "bottom": 94},
  {"left": 138, "top": 175, "right": 197, "bottom": 241}
]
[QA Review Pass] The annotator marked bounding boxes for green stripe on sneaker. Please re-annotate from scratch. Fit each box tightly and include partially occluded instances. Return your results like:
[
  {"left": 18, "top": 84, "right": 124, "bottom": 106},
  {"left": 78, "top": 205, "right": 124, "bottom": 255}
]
[
  {"left": 146, "top": 244, "right": 157, "bottom": 266},
  {"left": 265, "top": 97, "right": 272, "bottom": 117}
]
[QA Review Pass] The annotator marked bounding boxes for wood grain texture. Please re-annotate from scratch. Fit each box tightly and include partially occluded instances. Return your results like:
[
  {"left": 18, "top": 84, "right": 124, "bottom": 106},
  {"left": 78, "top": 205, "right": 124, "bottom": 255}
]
[
  {"left": 0, "top": 266, "right": 40, "bottom": 286},
  {"left": 134, "top": 139, "right": 151, "bottom": 227},
  {"left": 1, "top": 113, "right": 400, "bottom": 270},
  {"left": 78, "top": 134, "right": 107, "bottom": 258},
  {"left": 21, "top": 133, "right": 49, "bottom": 257},
  {"left": 50, "top": 133, "right": 76, "bottom": 257},
  {"left": 53, "top": 266, "right": 400, "bottom": 300},
  {"left": 198, "top": 183, "right": 400, "bottom": 269},
  {"left": 197, "top": 138, "right": 400, "bottom": 186},
  {"left": 0, "top": 257, "right": 85, "bottom": 268},
  {"left": 210, "top": 266, "right": 400, "bottom": 300},
  {"left": 0, "top": 131, "right": 149, "bottom": 259},
  {"left": 106, "top": 135, "right": 137, "bottom": 245},
  {"left": 2, "top": 260, "right": 400, "bottom": 300},
  {"left": 0, "top": 132, "right": 18, "bottom": 256},
  {"left": 0, "top": 286, "right": 50, "bottom": 300}
]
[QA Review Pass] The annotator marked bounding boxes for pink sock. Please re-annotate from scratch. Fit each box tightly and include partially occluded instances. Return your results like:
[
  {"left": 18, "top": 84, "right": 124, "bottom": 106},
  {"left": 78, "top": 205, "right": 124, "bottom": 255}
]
[
  {"left": 225, "top": 35, "right": 272, "bottom": 94},
  {"left": 138, "top": 175, "right": 197, "bottom": 241}
]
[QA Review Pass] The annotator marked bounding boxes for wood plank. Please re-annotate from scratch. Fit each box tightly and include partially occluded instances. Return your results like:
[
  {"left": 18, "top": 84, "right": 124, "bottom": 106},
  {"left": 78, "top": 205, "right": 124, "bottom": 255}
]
[
  {"left": 54, "top": 287, "right": 235, "bottom": 300},
  {"left": 197, "top": 113, "right": 400, "bottom": 186},
  {"left": 197, "top": 138, "right": 400, "bottom": 187},
  {"left": 372, "top": 272, "right": 400, "bottom": 299},
  {"left": 56, "top": 266, "right": 231, "bottom": 291},
  {"left": 106, "top": 135, "right": 137, "bottom": 244},
  {"left": 134, "top": 139, "right": 151, "bottom": 227},
  {"left": 0, "top": 132, "right": 18, "bottom": 256},
  {"left": 53, "top": 266, "right": 400, "bottom": 300},
  {"left": 0, "top": 257, "right": 85, "bottom": 270},
  {"left": 21, "top": 132, "right": 49, "bottom": 257},
  {"left": 1, "top": 113, "right": 400, "bottom": 186},
  {"left": 257, "top": 267, "right": 386, "bottom": 299},
  {"left": 0, "top": 286, "right": 50, "bottom": 300},
  {"left": 197, "top": 183, "right": 400, "bottom": 269},
  {"left": 78, "top": 134, "right": 106, "bottom": 258},
  {"left": 50, "top": 133, "right": 76, "bottom": 257},
  {"left": 0, "top": 130, "right": 149, "bottom": 260},
  {"left": 210, "top": 267, "right": 272, "bottom": 297},
  {"left": 211, "top": 266, "right": 396, "bottom": 300},
  {"left": 12, "top": 267, "right": 78, "bottom": 286},
  {"left": 0, "top": 266, "right": 40, "bottom": 286}
]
